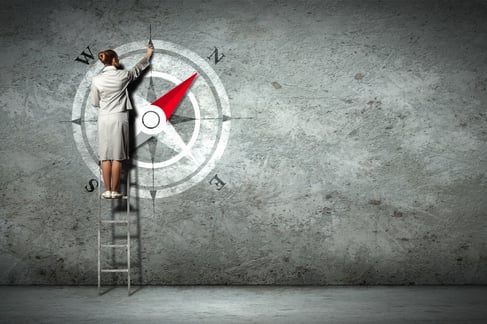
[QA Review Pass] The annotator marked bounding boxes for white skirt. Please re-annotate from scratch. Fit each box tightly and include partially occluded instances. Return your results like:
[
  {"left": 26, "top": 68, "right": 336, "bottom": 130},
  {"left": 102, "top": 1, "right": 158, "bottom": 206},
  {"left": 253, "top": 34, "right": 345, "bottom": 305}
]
[{"left": 98, "top": 111, "right": 129, "bottom": 161}]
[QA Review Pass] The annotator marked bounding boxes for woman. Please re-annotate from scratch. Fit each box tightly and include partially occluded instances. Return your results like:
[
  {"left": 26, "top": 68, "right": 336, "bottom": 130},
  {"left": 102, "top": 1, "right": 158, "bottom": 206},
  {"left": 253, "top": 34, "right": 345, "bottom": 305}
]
[{"left": 90, "top": 46, "right": 153, "bottom": 198}]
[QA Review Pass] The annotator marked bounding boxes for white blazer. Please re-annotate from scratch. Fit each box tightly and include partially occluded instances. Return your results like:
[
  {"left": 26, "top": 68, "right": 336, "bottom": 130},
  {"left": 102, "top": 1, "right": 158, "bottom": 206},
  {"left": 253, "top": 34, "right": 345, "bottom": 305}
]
[{"left": 90, "top": 57, "right": 150, "bottom": 114}]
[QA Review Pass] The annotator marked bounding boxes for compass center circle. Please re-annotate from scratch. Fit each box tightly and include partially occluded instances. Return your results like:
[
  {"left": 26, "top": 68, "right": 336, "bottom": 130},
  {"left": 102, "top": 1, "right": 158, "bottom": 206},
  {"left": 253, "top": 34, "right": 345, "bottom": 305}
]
[{"left": 142, "top": 111, "right": 160, "bottom": 129}]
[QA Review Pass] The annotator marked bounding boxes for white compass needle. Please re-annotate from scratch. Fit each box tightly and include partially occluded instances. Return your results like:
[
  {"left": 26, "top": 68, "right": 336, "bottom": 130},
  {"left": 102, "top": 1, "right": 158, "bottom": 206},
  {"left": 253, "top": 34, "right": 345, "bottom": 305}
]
[
  {"left": 157, "top": 122, "right": 197, "bottom": 163},
  {"left": 132, "top": 94, "right": 196, "bottom": 162}
]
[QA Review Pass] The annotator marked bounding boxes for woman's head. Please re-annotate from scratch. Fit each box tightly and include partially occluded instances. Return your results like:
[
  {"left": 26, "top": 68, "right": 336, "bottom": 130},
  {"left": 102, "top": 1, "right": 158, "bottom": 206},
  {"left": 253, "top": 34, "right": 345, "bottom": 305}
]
[{"left": 98, "top": 49, "right": 119, "bottom": 67}]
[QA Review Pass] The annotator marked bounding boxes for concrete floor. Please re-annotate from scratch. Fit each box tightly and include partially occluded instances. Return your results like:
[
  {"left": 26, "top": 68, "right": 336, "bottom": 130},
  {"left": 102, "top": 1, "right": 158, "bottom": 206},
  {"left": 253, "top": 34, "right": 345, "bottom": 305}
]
[{"left": 0, "top": 286, "right": 486, "bottom": 323}]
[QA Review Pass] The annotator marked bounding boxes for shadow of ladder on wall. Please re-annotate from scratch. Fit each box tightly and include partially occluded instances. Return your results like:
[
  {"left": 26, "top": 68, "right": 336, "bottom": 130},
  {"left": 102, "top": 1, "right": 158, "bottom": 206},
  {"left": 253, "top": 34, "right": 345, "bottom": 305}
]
[{"left": 97, "top": 162, "right": 131, "bottom": 296}]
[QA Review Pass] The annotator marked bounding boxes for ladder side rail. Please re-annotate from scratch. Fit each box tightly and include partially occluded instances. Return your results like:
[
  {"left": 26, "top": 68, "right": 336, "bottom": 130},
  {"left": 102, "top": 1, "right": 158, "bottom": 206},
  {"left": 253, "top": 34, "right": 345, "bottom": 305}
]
[
  {"left": 97, "top": 161, "right": 102, "bottom": 294},
  {"left": 127, "top": 169, "right": 131, "bottom": 295}
]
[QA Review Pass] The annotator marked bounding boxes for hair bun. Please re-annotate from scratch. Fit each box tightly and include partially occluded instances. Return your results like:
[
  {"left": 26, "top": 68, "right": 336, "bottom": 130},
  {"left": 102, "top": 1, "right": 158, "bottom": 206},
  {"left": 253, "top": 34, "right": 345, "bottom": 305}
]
[{"left": 97, "top": 50, "right": 118, "bottom": 66}]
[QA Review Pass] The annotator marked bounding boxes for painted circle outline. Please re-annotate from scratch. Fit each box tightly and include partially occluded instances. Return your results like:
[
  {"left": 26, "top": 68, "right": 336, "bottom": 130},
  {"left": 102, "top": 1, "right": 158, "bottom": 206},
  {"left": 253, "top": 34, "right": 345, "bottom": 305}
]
[{"left": 72, "top": 40, "right": 231, "bottom": 198}]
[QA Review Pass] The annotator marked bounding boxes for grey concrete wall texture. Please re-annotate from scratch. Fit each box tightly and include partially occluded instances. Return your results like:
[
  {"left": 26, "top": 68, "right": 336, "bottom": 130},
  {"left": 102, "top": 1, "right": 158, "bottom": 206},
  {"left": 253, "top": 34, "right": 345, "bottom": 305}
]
[{"left": 1, "top": 0, "right": 486, "bottom": 285}]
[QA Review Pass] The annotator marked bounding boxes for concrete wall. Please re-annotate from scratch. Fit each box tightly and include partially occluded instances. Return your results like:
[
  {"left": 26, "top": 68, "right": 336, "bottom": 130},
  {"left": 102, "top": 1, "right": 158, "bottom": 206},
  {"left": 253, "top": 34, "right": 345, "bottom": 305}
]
[{"left": 1, "top": 0, "right": 486, "bottom": 285}]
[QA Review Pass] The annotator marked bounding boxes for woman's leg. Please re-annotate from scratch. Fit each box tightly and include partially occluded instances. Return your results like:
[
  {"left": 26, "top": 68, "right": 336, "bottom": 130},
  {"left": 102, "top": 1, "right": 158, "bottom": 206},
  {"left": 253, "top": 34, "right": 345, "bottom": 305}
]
[
  {"left": 101, "top": 160, "right": 112, "bottom": 191},
  {"left": 111, "top": 160, "right": 122, "bottom": 192}
]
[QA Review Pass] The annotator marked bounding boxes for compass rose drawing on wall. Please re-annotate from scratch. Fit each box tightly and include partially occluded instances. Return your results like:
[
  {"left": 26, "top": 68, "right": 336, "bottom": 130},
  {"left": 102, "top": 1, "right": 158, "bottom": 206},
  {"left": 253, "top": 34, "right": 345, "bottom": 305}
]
[{"left": 72, "top": 40, "right": 231, "bottom": 199}]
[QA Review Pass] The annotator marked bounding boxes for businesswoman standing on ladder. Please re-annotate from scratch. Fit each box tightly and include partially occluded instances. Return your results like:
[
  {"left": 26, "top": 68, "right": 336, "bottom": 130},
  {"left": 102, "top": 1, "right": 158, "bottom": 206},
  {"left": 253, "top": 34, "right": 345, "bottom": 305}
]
[{"left": 90, "top": 45, "right": 153, "bottom": 199}]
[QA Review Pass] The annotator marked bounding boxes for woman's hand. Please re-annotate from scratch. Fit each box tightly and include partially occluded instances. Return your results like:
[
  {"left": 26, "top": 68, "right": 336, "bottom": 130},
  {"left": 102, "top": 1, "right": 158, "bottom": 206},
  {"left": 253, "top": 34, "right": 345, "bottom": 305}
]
[{"left": 145, "top": 46, "right": 153, "bottom": 59}]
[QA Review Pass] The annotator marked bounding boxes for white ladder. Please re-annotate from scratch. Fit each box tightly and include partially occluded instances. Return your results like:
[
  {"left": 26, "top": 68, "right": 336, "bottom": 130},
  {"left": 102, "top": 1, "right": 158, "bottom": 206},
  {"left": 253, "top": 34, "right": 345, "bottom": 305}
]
[{"left": 97, "top": 164, "right": 131, "bottom": 295}]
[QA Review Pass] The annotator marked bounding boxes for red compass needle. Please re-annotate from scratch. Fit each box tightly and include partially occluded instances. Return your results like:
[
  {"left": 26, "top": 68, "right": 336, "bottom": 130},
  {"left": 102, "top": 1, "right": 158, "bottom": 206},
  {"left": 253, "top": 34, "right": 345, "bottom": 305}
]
[{"left": 151, "top": 72, "right": 198, "bottom": 121}]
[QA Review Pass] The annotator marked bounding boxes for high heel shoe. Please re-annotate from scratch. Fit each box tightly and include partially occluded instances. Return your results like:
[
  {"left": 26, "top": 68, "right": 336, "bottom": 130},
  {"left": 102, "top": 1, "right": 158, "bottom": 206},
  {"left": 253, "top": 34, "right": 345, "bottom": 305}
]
[
  {"left": 102, "top": 191, "right": 112, "bottom": 199},
  {"left": 111, "top": 191, "right": 123, "bottom": 199}
]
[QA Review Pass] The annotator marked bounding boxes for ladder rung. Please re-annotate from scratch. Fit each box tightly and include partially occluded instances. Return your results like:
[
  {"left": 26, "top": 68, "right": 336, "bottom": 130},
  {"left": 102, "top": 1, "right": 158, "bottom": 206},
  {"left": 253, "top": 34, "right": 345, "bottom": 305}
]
[
  {"left": 101, "top": 196, "right": 128, "bottom": 200},
  {"left": 101, "top": 269, "right": 128, "bottom": 273},
  {"left": 101, "top": 220, "right": 129, "bottom": 224},
  {"left": 101, "top": 244, "right": 127, "bottom": 248}
]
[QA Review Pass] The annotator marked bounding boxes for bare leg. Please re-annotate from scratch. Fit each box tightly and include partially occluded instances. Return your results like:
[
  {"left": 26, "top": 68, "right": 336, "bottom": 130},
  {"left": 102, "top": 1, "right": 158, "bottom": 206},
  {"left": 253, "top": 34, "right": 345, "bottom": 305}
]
[
  {"left": 111, "top": 160, "right": 122, "bottom": 192},
  {"left": 101, "top": 160, "right": 112, "bottom": 191}
]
